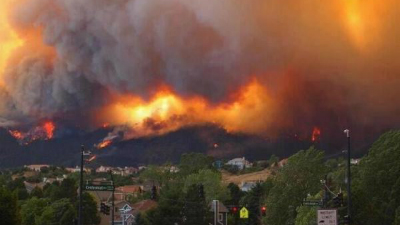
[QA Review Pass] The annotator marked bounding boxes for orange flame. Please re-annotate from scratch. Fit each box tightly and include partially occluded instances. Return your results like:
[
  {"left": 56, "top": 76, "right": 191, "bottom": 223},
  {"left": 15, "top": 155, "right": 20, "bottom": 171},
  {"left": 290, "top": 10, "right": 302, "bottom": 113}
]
[
  {"left": 8, "top": 121, "right": 56, "bottom": 145},
  {"left": 86, "top": 155, "right": 97, "bottom": 162},
  {"left": 43, "top": 121, "right": 55, "bottom": 140},
  {"left": 9, "top": 130, "right": 24, "bottom": 140},
  {"left": 311, "top": 127, "right": 321, "bottom": 142},
  {"left": 97, "top": 140, "right": 112, "bottom": 149},
  {"left": 97, "top": 79, "right": 274, "bottom": 139}
]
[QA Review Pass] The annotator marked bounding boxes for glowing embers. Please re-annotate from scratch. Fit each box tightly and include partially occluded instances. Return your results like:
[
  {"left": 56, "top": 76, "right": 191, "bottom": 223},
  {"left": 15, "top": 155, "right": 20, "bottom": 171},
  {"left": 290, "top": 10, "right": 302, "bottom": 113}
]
[
  {"left": 8, "top": 121, "right": 56, "bottom": 145},
  {"left": 311, "top": 127, "right": 321, "bottom": 142}
]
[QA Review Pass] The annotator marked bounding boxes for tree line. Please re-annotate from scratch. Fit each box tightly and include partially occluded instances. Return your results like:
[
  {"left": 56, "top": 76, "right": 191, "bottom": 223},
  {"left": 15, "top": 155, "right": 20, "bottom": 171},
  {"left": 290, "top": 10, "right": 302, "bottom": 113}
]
[{"left": 0, "top": 130, "right": 400, "bottom": 225}]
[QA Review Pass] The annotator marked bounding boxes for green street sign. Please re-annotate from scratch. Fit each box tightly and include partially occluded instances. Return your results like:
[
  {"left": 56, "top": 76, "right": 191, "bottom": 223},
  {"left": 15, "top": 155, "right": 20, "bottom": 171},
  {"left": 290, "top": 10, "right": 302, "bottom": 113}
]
[
  {"left": 83, "top": 185, "right": 114, "bottom": 191},
  {"left": 302, "top": 200, "right": 323, "bottom": 207}
]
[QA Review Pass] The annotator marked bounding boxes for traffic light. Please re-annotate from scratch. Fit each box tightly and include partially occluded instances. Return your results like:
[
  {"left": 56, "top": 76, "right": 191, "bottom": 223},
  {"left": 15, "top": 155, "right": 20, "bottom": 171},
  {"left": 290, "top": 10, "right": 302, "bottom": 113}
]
[
  {"left": 261, "top": 206, "right": 267, "bottom": 216},
  {"left": 198, "top": 184, "right": 204, "bottom": 199},
  {"left": 151, "top": 185, "right": 157, "bottom": 200},
  {"left": 343, "top": 215, "right": 351, "bottom": 225},
  {"left": 333, "top": 193, "right": 343, "bottom": 207},
  {"left": 104, "top": 204, "right": 110, "bottom": 215},
  {"left": 231, "top": 206, "right": 239, "bottom": 214},
  {"left": 100, "top": 202, "right": 106, "bottom": 214}
]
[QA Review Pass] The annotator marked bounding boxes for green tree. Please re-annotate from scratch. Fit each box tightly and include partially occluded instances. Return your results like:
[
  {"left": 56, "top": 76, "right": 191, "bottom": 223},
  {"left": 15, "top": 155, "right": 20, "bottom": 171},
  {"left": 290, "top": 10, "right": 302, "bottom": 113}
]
[
  {"left": 140, "top": 165, "right": 170, "bottom": 187},
  {"left": 184, "top": 169, "right": 229, "bottom": 203},
  {"left": 135, "top": 213, "right": 147, "bottom": 225},
  {"left": 264, "top": 147, "right": 327, "bottom": 225},
  {"left": 0, "top": 187, "right": 20, "bottom": 225},
  {"left": 148, "top": 181, "right": 185, "bottom": 225},
  {"left": 241, "top": 182, "right": 272, "bottom": 225},
  {"left": 394, "top": 207, "right": 400, "bottom": 225},
  {"left": 80, "top": 193, "right": 100, "bottom": 225},
  {"left": 59, "top": 178, "right": 77, "bottom": 202},
  {"left": 182, "top": 184, "right": 208, "bottom": 225},
  {"left": 36, "top": 198, "right": 76, "bottom": 225},
  {"left": 179, "top": 153, "right": 215, "bottom": 176},
  {"left": 20, "top": 197, "right": 50, "bottom": 225},
  {"left": 30, "top": 187, "right": 44, "bottom": 198},
  {"left": 268, "top": 154, "right": 280, "bottom": 168},
  {"left": 226, "top": 183, "right": 244, "bottom": 206},
  {"left": 352, "top": 130, "right": 400, "bottom": 225}
]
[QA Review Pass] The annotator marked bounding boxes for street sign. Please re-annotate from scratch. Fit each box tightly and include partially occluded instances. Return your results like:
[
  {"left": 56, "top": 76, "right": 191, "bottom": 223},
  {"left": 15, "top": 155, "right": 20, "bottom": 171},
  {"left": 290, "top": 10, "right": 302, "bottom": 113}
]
[
  {"left": 317, "top": 209, "right": 337, "bottom": 225},
  {"left": 83, "top": 185, "right": 114, "bottom": 191},
  {"left": 240, "top": 207, "right": 249, "bottom": 219},
  {"left": 303, "top": 200, "right": 323, "bottom": 206}
]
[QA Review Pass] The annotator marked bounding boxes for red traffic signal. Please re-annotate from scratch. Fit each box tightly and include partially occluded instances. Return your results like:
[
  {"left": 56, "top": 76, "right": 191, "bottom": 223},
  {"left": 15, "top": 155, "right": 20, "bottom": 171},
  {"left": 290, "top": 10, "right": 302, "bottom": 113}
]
[
  {"left": 261, "top": 206, "right": 267, "bottom": 216},
  {"left": 232, "top": 207, "right": 238, "bottom": 213}
]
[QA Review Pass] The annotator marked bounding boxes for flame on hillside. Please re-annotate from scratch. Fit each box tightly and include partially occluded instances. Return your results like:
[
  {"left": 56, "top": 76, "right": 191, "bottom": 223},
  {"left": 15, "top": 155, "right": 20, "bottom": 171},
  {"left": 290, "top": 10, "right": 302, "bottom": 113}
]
[
  {"left": 97, "top": 79, "right": 274, "bottom": 139},
  {"left": 8, "top": 121, "right": 56, "bottom": 145},
  {"left": 97, "top": 140, "right": 112, "bottom": 149},
  {"left": 311, "top": 127, "right": 321, "bottom": 142}
]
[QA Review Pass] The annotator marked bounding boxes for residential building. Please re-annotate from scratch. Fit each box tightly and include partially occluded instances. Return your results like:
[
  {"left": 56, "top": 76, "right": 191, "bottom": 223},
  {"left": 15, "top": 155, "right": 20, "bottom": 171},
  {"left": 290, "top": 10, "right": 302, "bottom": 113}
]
[
  {"left": 226, "top": 157, "right": 252, "bottom": 170},
  {"left": 24, "top": 164, "right": 50, "bottom": 172},
  {"left": 210, "top": 201, "right": 229, "bottom": 225},
  {"left": 240, "top": 182, "right": 257, "bottom": 192}
]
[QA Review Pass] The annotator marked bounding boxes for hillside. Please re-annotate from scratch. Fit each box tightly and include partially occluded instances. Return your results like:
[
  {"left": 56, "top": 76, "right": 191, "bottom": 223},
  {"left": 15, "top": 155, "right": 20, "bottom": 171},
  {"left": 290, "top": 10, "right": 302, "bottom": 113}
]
[{"left": 221, "top": 169, "right": 272, "bottom": 185}]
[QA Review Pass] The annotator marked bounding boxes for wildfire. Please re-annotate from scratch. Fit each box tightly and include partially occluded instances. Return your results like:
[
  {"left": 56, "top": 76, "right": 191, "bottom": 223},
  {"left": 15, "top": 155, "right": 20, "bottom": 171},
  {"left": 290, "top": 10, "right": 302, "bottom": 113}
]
[
  {"left": 9, "top": 130, "right": 23, "bottom": 140},
  {"left": 341, "top": 0, "right": 390, "bottom": 51},
  {"left": 98, "top": 79, "right": 274, "bottom": 139},
  {"left": 97, "top": 140, "right": 112, "bottom": 149},
  {"left": 86, "top": 155, "right": 97, "bottom": 162},
  {"left": 8, "top": 121, "right": 56, "bottom": 145},
  {"left": 311, "top": 127, "right": 321, "bottom": 142},
  {"left": 0, "top": 0, "right": 23, "bottom": 86},
  {"left": 43, "top": 122, "right": 55, "bottom": 140}
]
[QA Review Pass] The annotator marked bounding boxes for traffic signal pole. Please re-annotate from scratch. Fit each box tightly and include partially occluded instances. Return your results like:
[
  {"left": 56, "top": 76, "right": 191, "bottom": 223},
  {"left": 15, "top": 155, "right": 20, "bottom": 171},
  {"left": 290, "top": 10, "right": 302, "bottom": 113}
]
[
  {"left": 78, "top": 145, "right": 84, "bottom": 225},
  {"left": 344, "top": 129, "right": 352, "bottom": 223}
]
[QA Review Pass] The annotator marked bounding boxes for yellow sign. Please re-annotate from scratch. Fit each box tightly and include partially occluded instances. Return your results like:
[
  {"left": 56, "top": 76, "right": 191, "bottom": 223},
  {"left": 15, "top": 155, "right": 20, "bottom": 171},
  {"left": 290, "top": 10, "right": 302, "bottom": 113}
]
[{"left": 240, "top": 207, "right": 249, "bottom": 219}]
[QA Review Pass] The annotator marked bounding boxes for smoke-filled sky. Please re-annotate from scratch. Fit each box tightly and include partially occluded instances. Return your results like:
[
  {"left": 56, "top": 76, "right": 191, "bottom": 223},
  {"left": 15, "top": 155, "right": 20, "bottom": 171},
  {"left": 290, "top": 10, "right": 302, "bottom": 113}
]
[{"left": 0, "top": 0, "right": 399, "bottom": 141}]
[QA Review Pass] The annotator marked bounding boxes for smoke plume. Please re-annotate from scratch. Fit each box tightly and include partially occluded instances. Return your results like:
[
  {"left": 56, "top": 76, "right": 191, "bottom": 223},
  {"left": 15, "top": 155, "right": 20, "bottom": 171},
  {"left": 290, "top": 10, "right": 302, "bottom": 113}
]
[{"left": 0, "top": 0, "right": 399, "bottom": 141}]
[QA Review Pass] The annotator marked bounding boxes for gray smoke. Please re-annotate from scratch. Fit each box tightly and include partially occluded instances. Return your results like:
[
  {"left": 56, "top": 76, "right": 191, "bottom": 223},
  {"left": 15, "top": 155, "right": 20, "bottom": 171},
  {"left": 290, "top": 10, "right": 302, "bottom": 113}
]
[{"left": 1, "top": 0, "right": 399, "bottom": 136}]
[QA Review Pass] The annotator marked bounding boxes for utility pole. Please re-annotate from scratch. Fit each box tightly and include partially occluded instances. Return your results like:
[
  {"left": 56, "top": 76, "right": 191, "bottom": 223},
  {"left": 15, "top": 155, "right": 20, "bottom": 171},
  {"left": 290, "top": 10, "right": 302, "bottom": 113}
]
[
  {"left": 344, "top": 129, "right": 352, "bottom": 223},
  {"left": 78, "top": 145, "right": 84, "bottom": 225}
]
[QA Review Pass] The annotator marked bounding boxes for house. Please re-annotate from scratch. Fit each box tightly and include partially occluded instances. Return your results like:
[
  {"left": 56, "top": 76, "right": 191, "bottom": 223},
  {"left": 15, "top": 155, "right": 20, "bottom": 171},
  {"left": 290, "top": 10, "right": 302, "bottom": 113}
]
[
  {"left": 210, "top": 201, "right": 229, "bottom": 225},
  {"left": 98, "top": 200, "right": 157, "bottom": 225},
  {"left": 25, "top": 164, "right": 50, "bottom": 172},
  {"left": 24, "top": 181, "right": 46, "bottom": 193},
  {"left": 96, "top": 166, "right": 114, "bottom": 173},
  {"left": 240, "top": 182, "right": 257, "bottom": 192},
  {"left": 351, "top": 158, "right": 361, "bottom": 165},
  {"left": 66, "top": 166, "right": 90, "bottom": 173},
  {"left": 226, "top": 157, "right": 252, "bottom": 170},
  {"left": 114, "top": 185, "right": 143, "bottom": 201}
]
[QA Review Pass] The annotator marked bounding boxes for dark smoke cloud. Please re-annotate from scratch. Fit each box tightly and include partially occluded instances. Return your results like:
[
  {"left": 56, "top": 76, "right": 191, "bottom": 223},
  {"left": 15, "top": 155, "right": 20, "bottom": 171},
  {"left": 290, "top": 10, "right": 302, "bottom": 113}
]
[{"left": 0, "top": 0, "right": 399, "bottom": 139}]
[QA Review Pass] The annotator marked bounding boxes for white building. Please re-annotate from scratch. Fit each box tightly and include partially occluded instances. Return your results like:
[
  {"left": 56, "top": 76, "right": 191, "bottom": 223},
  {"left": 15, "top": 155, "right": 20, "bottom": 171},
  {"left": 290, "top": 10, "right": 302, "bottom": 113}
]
[
  {"left": 240, "top": 182, "right": 257, "bottom": 192},
  {"left": 226, "top": 157, "right": 252, "bottom": 170},
  {"left": 24, "top": 164, "right": 50, "bottom": 172}
]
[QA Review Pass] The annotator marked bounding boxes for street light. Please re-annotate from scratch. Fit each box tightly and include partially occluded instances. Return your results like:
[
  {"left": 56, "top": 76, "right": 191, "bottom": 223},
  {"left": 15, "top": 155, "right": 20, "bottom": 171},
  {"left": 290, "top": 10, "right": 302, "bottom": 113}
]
[{"left": 344, "top": 129, "right": 352, "bottom": 224}]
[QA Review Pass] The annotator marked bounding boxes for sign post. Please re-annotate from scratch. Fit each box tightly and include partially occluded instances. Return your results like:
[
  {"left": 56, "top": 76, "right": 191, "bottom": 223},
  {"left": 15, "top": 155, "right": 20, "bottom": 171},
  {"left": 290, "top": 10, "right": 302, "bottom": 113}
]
[{"left": 317, "top": 209, "right": 338, "bottom": 225}]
